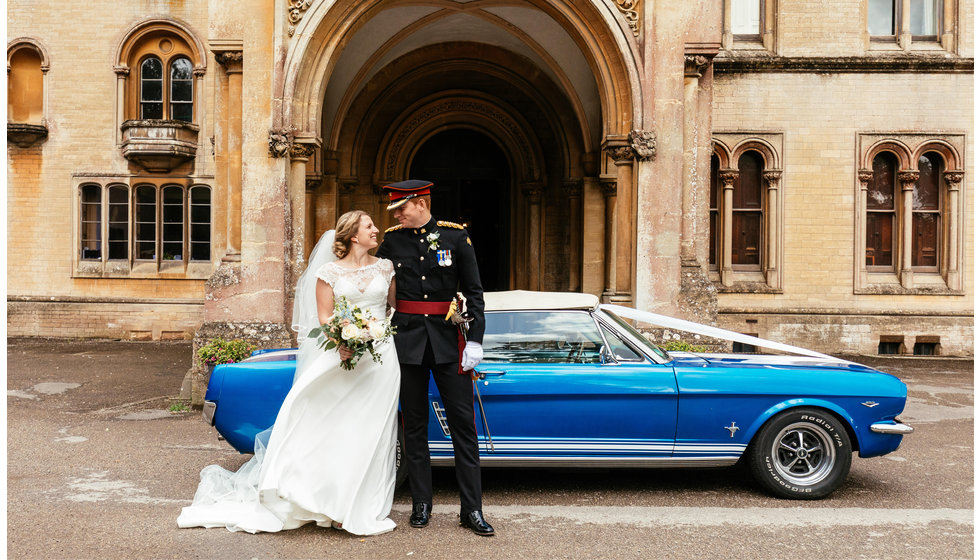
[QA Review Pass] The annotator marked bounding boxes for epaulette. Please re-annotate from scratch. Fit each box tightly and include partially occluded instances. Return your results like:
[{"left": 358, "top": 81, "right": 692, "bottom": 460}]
[
  {"left": 384, "top": 224, "right": 403, "bottom": 233},
  {"left": 437, "top": 220, "right": 465, "bottom": 230}
]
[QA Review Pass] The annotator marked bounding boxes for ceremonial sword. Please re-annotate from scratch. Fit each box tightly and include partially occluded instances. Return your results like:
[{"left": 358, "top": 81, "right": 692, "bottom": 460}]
[{"left": 447, "top": 295, "right": 494, "bottom": 452}]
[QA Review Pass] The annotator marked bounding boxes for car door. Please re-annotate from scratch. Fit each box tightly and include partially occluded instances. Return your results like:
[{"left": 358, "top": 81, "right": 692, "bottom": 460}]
[{"left": 470, "top": 310, "right": 677, "bottom": 460}]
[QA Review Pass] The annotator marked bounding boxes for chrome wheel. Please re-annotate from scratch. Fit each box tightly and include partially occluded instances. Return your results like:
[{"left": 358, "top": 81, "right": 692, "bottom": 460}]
[{"left": 770, "top": 421, "right": 836, "bottom": 486}]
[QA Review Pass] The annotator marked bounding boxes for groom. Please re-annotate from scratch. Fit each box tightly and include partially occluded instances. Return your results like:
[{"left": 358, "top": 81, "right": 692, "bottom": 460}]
[{"left": 376, "top": 180, "right": 494, "bottom": 537}]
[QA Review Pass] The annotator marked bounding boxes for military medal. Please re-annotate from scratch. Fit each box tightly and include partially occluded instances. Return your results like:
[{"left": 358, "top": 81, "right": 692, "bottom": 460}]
[{"left": 437, "top": 249, "right": 453, "bottom": 267}]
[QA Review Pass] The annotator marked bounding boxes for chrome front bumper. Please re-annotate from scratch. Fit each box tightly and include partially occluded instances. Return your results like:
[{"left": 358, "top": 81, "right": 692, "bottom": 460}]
[{"left": 870, "top": 420, "right": 914, "bottom": 434}]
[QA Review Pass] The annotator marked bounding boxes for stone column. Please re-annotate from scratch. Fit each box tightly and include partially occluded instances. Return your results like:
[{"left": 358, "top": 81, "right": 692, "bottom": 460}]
[
  {"left": 215, "top": 50, "right": 243, "bottom": 262},
  {"left": 606, "top": 145, "right": 636, "bottom": 303},
  {"left": 857, "top": 169, "right": 873, "bottom": 284},
  {"left": 304, "top": 177, "right": 320, "bottom": 262},
  {"left": 562, "top": 180, "right": 584, "bottom": 292},
  {"left": 898, "top": 170, "right": 919, "bottom": 287},
  {"left": 523, "top": 182, "right": 544, "bottom": 291},
  {"left": 288, "top": 142, "right": 315, "bottom": 289},
  {"left": 944, "top": 171, "right": 963, "bottom": 289},
  {"left": 719, "top": 169, "right": 738, "bottom": 287},
  {"left": 600, "top": 176, "right": 618, "bottom": 298},
  {"left": 682, "top": 55, "right": 709, "bottom": 264},
  {"left": 763, "top": 170, "right": 782, "bottom": 288},
  {"left": 113, "top": 66, "right": 129, "bottom": 145}
]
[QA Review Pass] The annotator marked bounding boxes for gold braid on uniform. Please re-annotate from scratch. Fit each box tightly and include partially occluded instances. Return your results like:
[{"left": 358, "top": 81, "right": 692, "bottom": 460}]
[
  {"left": 436, "top": 220, "right": 464, "bottom": 229},
  {"left": 384, "top": 224, "right": 403, "bottom": 233}
]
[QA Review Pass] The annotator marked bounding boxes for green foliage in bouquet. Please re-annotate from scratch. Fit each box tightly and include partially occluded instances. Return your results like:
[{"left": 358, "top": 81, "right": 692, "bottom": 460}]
[
  {"left": 197, "top": 338, "right": 256, "bottom": 366},
  {"left": 308, "top": 296, "right": 395, "bottom": 371}
]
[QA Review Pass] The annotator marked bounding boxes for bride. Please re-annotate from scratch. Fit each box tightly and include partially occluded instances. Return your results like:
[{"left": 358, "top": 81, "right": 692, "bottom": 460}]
[{"left": 177, "top": 210, "right": 400, "bottom": 535}]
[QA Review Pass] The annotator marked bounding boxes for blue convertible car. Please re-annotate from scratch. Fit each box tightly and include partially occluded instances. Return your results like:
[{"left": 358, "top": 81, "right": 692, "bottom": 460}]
[{"left": 202, "top": 291, "right": 911, "bottom": 499}]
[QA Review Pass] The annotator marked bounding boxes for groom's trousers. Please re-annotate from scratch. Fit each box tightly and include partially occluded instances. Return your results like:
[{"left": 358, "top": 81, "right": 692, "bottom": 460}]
[{"left": 400, "top": 341, "right": 482, "bottom": 514}]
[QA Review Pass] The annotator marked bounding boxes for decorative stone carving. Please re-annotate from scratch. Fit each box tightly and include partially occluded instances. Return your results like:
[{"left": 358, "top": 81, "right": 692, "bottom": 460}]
[
  {"left": 215, "top": 50, "right": 243, "bottom": 69},
  {"left": 339, "top": 179, "right": 358, "bottom": 195},
  {"left": 289, "top": 142, "right": 316, "bottom": 161},
  {"left": 898, "top": 171, "right": 919, "bottom": 190},
  {"left": 305, "top": 176, "right": 322, "bottom": 192},
  {"left": 599, "top": 176, "right": 617, "bottom": 197},
  {"left": 944, "top": 171, "right": 964, "bottom": 189},
  {"left": 287, "top": 0, "right": 315, "bottom": 37},
  {"left": 7, "top": 123, "right": 48, "bottom": 148},
  {"left": 613, "top": 0, "right": 640, "bottom": 37},
  {"left": 561, "top": 180, "right": 583, "bottom": 197},
  {"left": 605, "top": 145, "right": 635, "bottom": 164},
  {"left": 857, "top": 169, "right": 873, "bottom": 188},
  {"left": 269, "top": 128, "right": 294, "bottom": 158},
  {"left": 522, "top": 182, "right": 544, "bottom": 202},
  {"left": 628, "top": 130, "right": 656, "bottom": 161},
  {"left": 763, "top": 170, "right": 782, "bottom": 189},
  {"left": 719, "top": 169, "right": 738, "bottom": 189},
  {"left": 684, "top": 55, "right": 710, "bottom": 77}
]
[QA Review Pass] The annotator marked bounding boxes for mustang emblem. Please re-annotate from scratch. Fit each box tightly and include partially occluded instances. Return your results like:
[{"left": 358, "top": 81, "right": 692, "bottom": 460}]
[
  {"left": 861, "top": 401, "right": 880, "bottom": 408},
  {"left": 724, "top": 422, "right": 740, "bottom": 438}
]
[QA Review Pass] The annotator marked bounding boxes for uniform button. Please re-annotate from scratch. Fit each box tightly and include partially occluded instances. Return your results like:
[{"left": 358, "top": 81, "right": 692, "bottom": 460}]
[
  {"left": 420, "top": 256, "right": 424, "bottom": 261},
  {"left": 424, "top": 314, "right": 429, "bottom": 317},
  {"left": 421, "top": 276, "right": 426, "bottom": 280},
  {"left": 423, "top": 294, "right": 428, "bottom": 299},
  {"left": 397, "top": 263, "right": 401, "bottom": 268},
  {"left": 419, "top": 239, "right": 424, "bottom": 243}
]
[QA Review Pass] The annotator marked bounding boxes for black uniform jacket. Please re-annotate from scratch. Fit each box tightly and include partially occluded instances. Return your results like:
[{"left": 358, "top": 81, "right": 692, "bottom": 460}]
[{"left": 376, "top": 217, "right": 485, "bottom": 365}]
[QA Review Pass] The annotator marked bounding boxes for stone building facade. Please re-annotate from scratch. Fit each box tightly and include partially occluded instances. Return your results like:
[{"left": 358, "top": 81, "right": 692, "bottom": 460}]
[{"left": 8, "top": 1, "right": 973, "bottom": 370}]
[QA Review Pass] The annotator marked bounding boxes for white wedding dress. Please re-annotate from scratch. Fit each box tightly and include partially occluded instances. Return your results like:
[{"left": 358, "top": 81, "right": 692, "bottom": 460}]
[{"left": 178, "top": 257, "right": 400, "bottom": 535}]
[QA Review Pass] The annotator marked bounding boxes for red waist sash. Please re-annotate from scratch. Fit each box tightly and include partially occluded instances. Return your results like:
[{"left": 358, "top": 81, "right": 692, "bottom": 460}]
[{"left": 395, "top": 299, "right": 452, "bottom": 315}]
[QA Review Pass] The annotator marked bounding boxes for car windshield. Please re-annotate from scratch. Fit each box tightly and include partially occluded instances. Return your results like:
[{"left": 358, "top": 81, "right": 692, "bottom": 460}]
[
  {"left": 599, "top": 309, "right": 671, "bottom": 362},
  {"left": 483, "top": 310, "right": 606, "bottom": 363}
]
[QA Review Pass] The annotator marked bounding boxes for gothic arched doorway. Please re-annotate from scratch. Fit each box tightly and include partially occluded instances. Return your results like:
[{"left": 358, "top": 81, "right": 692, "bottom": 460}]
[{"left": 409, "top": 129, "right": 511, "bottom": 291}]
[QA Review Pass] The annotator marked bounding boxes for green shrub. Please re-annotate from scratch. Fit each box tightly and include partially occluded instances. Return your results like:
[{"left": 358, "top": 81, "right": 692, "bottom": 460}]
[
  {"left": 661, "top": 340, "right": 709, "bottom": 353},
  {"left": 197, "top": 338, "right": 255, "bottom": 366}
]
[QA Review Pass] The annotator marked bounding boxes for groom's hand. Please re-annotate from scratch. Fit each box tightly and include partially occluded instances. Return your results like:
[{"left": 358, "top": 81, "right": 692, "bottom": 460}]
[{"left": 461, "top": 341, "right": 483, "bottom": 371}]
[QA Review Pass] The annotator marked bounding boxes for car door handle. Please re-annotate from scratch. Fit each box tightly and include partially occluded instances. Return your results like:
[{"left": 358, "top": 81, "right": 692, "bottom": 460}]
[{"left": 474, "top": 370, "right": 506, "bottom": 380}]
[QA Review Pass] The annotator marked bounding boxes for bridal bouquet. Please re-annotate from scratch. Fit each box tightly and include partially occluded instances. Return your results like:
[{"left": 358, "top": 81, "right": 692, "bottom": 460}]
[{"left": 308, "top": 296, "right": 395, "bottom": 370}]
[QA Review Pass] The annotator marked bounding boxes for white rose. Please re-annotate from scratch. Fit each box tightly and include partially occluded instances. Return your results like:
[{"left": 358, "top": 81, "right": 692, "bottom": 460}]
[
  {"left": 368, "top": 321, "right": 387, "bottom": 341},
  {"left": 341, "top": 323, "right": 360, "bottom": 341}
]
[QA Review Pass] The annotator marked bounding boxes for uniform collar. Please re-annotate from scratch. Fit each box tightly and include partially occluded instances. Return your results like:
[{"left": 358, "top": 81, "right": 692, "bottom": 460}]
[{"left": 412, "top": 217, "right": 438, "bottom": 236}]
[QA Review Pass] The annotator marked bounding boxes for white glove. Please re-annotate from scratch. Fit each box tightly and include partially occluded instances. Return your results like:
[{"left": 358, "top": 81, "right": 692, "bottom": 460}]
[{"left": 461, "top": 341, "right": 483, "bottom": 371}]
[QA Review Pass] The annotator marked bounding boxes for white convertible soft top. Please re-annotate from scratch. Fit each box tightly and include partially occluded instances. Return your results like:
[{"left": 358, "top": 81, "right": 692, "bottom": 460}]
[{"left": 484, "top": 290, "right": 599, "bottom": 311}]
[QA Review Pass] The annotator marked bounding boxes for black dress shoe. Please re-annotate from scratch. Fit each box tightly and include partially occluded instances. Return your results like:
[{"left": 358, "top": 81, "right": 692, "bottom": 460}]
[
  {"left": 409, "top": 502, "right": 431, "bottom": 528},
  {"left": 459, "top": 510, "right": 495, "bottom": 536}
]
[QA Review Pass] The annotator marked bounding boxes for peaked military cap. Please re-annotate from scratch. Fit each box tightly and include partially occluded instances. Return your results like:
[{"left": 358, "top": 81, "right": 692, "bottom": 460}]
[{"left": 382, "top": 179, "right": 433, "bottom": 210}]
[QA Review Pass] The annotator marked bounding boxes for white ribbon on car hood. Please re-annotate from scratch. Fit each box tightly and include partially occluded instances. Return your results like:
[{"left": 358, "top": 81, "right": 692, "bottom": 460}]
[{"left": 599, "top": 304, "right": 846, "bottom": 363}]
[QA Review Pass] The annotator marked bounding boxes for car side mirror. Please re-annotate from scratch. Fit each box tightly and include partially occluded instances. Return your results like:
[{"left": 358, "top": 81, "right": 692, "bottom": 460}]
[{"left": 599, "top": 345, "right": 614, "bottom": 364}]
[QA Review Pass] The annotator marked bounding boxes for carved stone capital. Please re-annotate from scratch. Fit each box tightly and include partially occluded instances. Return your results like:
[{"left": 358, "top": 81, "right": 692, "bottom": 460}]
[
  {"left": 599, "top": 176, "right": 617, "bottom": 198},
  {"left": 944, "top": 171, "right": 964, "bottom": 190},
  {"left": 719, "top": 169, "right": 738, "bottom": 189},
  {"left": 339, "top": 178, "right": 358, "bottom": 195},
  {"left": 763, "top": 170, "right": 782, "bottom": 189},
  {"left": 287, "top": 0, "right": 315, "bottom": 37},
  {"left": 215, "top": 50, "right": 243, "bottom": 70},
  {"left": 857, "top": 169, "right": 874, "bottom": 188},
  {"left": 628, "top": 129, "right": 656, "bottom": 161},
  {"left": 613, "top": 0, "right": 640, "bottom": 37},
  {"left": 269, "top": 127, "right": 294, "bottom": 158},
  {"left": 289, "top": 142, "right": 316, "bottom": 161},
  {"left": 684, "top": 55, "right": 710, "bottom": 77},
  {"left": 898, "top": 171, "right": 919, "bottom": 190},
  {"left": 522, "top": 182, "right": 544, "bottom": 201},
  {"left": 193, "top": 67, "right": 207, "bottom": 77},
  {"left": 113, "top": 65, "right": 130, "bottom": 77},
  {"left": 606, "top": 145, "right": 635, "bottom": 164},
  {"left": 305, "top": 176, "right": 322, "bottom": 192},
  {"left": 561, "top": 180, "right": 583, "bottom": 198}
]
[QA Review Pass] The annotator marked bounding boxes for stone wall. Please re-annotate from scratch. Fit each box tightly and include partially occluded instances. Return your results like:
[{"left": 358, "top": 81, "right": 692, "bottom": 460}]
[{"left": 8, "top": 298, "right": 203, "bottom": 340}]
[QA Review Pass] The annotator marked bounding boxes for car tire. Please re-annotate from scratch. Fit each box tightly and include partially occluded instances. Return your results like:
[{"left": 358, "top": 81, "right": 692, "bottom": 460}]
[
  {"left": 395, "top": 419, "right": 408, "bottom": 489},
  {"left": 748, "top": 408, "right": 852, "bottom": 499}
]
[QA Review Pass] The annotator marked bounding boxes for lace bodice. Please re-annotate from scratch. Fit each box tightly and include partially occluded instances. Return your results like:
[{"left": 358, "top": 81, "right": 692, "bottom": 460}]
[{"left": 316, "top": 259, "right": 394, "bottom": 320}]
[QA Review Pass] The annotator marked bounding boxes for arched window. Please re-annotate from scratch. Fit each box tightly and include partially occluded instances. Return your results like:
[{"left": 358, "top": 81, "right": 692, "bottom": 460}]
[
  {"left": 118, "top": 22, "right": 203, "bottom": 123},
  {"left": 867, "top": 151, "right": 898, "bottom": 269},
  {"left": 170, "top": 57, "right": 194, "bottom": 122},
  {"left": 733, "top": 151, "right": 764, "bottom": 268},
  {"left": 140, "top": 57, "right": 164, "bottom": 119},
  {"left": 913, "top": 152, "right": 944, "bottom": 270}
]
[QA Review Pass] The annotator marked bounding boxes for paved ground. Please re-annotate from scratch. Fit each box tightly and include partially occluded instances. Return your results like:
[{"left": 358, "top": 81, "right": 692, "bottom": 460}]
[{"left": 6, "top": 338, "right": 974, "bottom": 559}]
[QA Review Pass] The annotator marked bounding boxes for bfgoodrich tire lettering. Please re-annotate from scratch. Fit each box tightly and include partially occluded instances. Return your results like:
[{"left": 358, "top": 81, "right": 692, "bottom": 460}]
[{"left": 748, "top": 408, "right": 852, "bottom": 499}]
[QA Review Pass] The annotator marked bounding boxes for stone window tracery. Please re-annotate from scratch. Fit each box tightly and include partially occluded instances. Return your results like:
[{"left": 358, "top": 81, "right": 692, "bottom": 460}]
[{"left": 868, "top": 0, "right": 953, "bottom": 51}]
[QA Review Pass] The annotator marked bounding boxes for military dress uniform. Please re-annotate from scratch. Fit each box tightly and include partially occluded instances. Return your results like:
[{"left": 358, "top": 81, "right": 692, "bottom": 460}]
[{"left": 375, "top": 194, "right": 487, "bottom": 530}]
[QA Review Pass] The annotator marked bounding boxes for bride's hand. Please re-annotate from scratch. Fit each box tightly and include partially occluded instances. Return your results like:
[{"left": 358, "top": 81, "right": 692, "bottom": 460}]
[{"left": 338, "top": 345, "right": 354, "bottom": 361}]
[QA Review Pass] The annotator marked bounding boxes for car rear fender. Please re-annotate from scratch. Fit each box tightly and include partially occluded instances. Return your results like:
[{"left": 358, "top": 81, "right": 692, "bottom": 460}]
[{"left": 743, "top": 398, "right": 860, "bottom": 454}]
